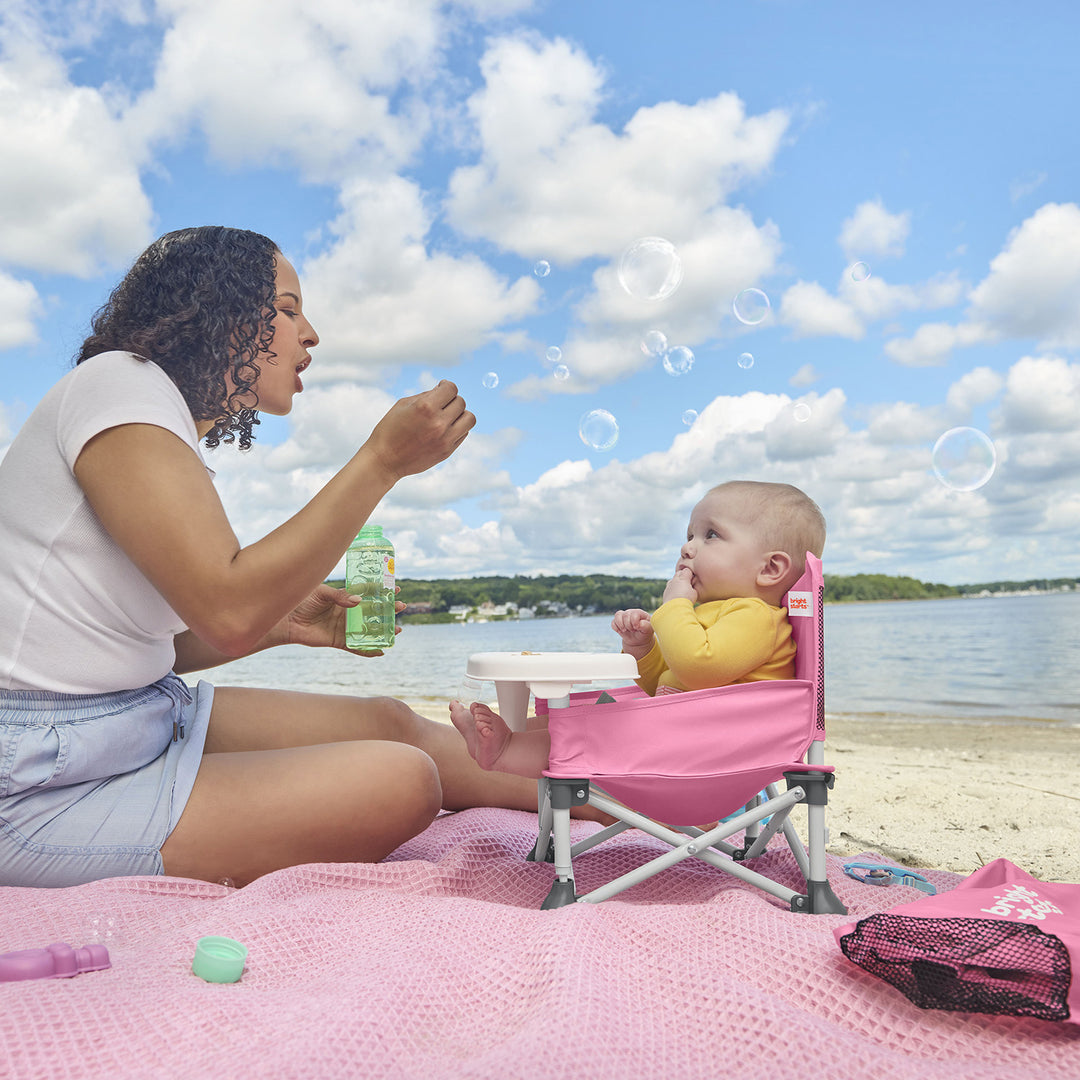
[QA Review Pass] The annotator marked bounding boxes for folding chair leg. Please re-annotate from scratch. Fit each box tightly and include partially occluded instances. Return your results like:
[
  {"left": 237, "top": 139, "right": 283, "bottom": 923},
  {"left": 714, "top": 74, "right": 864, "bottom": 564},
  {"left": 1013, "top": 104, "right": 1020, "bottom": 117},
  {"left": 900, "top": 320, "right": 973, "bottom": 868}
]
[
  {"left": 540, "top": 779, "right": 590, "bottom": 910},
  {"left": 527, "top": 778, "right": 555, "bottom": 863},
  {"left": 784, "top": 769, "right": 847, "bottom": 915}
]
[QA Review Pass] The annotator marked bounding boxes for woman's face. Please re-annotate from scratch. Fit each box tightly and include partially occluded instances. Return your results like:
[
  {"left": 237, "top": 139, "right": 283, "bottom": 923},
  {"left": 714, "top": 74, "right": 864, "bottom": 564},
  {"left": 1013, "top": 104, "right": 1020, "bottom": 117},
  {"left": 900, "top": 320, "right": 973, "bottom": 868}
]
[{"left": 245, "top": 254, "right": 319, "bottom": 416}]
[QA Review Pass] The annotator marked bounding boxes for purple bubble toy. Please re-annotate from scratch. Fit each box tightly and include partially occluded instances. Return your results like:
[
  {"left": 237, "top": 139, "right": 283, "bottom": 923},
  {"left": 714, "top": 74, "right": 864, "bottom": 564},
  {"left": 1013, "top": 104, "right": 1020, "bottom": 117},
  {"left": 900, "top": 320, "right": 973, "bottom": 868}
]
[{"left": 0, "top": 942, "right": 111, "bottom": 983}]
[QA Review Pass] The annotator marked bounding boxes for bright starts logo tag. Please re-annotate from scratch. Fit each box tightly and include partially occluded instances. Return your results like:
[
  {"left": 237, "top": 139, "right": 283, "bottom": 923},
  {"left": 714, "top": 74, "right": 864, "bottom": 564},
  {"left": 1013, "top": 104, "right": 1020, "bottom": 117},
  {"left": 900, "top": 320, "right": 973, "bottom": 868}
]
[{"left": 787, "top": 591, "right": 814, "bottom": 617}]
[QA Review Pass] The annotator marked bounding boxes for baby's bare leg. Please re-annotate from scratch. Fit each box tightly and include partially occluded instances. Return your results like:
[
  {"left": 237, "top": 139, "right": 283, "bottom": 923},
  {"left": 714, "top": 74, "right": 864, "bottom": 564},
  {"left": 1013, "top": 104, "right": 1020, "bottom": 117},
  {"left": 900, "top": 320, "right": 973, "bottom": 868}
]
[{"left": 449, "top": 700, "right": 552, "bottom": 777}]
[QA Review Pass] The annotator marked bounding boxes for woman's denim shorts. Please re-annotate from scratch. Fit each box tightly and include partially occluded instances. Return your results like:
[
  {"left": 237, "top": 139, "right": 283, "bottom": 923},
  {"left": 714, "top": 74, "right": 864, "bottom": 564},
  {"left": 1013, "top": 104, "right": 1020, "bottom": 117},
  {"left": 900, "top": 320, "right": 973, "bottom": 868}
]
[{"left": 0, "top": 673, "right": 212, "bottom": 887}]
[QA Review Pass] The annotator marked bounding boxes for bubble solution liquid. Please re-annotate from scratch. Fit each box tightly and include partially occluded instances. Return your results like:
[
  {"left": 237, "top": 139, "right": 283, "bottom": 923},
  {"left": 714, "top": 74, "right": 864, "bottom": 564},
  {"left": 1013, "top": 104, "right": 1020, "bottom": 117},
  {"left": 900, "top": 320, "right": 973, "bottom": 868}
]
[{"left": 345, "top": 525, "right": 395, "bottom": 650}]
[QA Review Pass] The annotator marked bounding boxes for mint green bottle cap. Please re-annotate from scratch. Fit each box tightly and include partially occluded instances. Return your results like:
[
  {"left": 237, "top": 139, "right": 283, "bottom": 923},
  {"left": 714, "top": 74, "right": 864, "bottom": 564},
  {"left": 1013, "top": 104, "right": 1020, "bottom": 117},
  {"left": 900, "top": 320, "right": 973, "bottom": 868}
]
[{"left": 192, "top": 936, "right": 248, "bottom": 983}]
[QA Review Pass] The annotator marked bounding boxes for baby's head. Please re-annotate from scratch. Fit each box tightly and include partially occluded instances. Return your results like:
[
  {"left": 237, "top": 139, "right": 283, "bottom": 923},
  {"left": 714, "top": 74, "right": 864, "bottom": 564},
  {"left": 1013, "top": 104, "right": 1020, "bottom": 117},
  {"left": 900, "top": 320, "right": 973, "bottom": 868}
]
[{"left": 679, "top": 481, "right": 825, "bottom": 606}]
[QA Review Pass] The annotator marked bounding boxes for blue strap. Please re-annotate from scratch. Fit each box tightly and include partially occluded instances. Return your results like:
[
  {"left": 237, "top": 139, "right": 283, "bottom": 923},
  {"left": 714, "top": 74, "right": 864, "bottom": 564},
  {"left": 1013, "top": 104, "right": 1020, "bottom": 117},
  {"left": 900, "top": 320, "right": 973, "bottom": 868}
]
[{"left": 843, "top": 861, "right": 937, "bottom": 894}]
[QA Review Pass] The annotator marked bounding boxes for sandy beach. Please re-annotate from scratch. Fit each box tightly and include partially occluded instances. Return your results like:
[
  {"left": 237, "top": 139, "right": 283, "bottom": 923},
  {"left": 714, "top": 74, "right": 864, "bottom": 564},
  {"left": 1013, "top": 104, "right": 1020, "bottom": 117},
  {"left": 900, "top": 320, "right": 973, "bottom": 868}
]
[
  {"left": 412, "top": 701, "right": 1078, "bottom": 884},
  {"left": 824, "top": 714, "right": 1078, "bottom": 884}
]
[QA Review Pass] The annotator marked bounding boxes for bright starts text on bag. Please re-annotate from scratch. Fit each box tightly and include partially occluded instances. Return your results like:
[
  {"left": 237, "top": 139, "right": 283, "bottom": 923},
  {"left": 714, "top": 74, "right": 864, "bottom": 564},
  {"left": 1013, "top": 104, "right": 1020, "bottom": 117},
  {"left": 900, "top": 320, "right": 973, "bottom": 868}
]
[{"left": 981, "top": 884, "right": 1064, "bottom": 921}]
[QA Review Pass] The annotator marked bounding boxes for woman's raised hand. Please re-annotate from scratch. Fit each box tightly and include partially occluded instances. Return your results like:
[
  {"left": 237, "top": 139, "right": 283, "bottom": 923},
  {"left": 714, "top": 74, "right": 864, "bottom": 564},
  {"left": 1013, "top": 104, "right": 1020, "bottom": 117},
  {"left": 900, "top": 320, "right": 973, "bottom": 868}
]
[{"left": 365, "top": 380, "right": 476, "bottom": 481}]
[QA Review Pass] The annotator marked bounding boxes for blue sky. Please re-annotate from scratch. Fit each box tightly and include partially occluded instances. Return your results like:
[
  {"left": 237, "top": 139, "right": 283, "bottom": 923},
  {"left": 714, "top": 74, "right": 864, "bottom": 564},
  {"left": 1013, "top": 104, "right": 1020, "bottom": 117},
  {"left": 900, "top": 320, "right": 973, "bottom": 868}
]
[{"left": 2, "top": 0, "right": 1079, "bottom": 584}]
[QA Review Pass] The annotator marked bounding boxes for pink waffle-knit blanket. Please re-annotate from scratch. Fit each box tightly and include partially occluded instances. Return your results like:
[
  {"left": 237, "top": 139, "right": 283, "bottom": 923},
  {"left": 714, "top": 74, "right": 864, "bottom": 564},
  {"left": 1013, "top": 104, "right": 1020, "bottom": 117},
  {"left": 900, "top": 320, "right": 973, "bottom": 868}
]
[{"left": 2, "top": 809, "right": 1078, "bottom": 1079}]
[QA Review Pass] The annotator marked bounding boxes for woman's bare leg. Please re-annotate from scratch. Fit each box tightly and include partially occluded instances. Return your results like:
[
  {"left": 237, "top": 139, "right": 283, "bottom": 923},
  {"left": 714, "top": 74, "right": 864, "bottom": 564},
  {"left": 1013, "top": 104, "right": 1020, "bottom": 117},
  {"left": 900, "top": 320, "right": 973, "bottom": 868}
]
[
  {"left": 159, "top": 739, "right": 441, "bottom": 886},
  {"left": 200, "top": 686, "right": 540, "bottom": 811},
  {"left": 161, "top": 686, "right": 603, "bottom": 884}
]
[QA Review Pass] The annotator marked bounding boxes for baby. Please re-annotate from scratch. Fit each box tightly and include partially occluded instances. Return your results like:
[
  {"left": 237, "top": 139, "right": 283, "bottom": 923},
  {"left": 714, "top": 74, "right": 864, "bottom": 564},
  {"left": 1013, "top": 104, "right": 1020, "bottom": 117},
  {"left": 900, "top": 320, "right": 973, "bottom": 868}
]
[{"left": 449, "top": 480, "right": 826, "bottom": 777}]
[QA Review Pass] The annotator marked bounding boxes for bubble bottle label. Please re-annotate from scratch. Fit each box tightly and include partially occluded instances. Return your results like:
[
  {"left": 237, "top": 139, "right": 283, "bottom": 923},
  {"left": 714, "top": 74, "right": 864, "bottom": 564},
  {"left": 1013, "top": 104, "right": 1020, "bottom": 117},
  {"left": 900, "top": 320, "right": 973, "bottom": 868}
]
[{"left": 345, "top": 526, "right": 396, "bottom": 650}]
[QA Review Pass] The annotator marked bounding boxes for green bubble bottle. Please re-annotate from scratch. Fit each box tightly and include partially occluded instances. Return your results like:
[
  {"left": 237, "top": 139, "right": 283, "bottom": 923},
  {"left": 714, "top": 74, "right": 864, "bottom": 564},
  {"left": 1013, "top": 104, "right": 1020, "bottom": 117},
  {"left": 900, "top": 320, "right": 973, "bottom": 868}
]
[{"left": 345, "top": 525, "right": 396, "bottom": 650}]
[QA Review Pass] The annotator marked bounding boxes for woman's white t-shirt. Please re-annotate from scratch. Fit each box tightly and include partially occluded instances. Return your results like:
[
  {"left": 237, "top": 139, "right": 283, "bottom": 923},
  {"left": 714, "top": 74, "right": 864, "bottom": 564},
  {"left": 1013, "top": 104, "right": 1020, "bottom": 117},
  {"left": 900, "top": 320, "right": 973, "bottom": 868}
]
[{"left": 0, "top": 351, "right": 214, "bottom": 694}]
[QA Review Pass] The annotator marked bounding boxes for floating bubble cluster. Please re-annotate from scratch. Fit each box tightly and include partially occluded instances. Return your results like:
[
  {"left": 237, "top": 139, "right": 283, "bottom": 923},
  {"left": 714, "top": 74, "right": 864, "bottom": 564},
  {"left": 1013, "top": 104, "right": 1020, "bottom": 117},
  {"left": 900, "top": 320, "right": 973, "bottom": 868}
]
[
  {"left": 732, "top": 287, "right": 771, "bottom": 326},
  {"left": 681, "top": 409, "right": 699, "bottom": 426},
  {"left": 849, "top": 261, "right": 871, "bottom": 282},
  {"left": 579, "top": 409, "right": 619, "bottom": 451},
  {"left": 640, "top": 329, "right": 668, "bottom": 357},
  {"left": 482, "top": 372, "right": 499, "bottom": 389},
  {"left": 662, "top": 345, "right": 694, "bottom": 377},
  {"left": 546, "top": 345, "right": 562, "bottom": 363},
  {"left": 793, "top": 403, "right": 811, "bottom": 423},
  {"left": 87, "top": 915, "right": 116, "bottom": 945},
  {"left": 533, "top": 260, "right": 551, "bottom": 278},
  {"left": 931, "top": 427, "right": 996, "bottom": 491},
  {"left": 618, "top": 237, "right": 684, "bottom": 301},
  {"left": 553, "top": 364, "right": 570, "bottom": 381},
  {"left": 737, "top": 352, "right": 754, "bottom": 369}
]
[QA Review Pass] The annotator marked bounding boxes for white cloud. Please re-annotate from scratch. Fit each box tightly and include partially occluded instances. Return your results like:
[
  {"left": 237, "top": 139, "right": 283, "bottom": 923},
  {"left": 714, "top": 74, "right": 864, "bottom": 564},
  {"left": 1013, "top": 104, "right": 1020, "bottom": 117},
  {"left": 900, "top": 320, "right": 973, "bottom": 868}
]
[
  {"left": 445, "top": 33, "right": 790, "bottom": 262},
  {"left": 789, "top": 363, "right": 819, "bottom": 388},
  {"left": 997, "top": 355, "right": 1080, "bottom": 434},
  {"left": 599, "top": 210, "right": 782, "bottom": 324},
  {"left": 866, "top": 401, "right": 944, "bottom": 446},
  {"left": 493, "top": 203, "right": 784, "bottom": 397},
  {"left": 967, "top": 203, "right": 1080, "bottom": 349},
  {"left": 0, "top": 270, "right": 42, "bottom": 349},
  {"left": 883, "top": 320, "right": 994, "bottom": 367},
  {"left": 780, "top": 280, "right": 864, "bottom": 339},
  {"left": 782, "top": 271, "right": 967, "bottom": 343},
  {"left": 127, "top": 0, "right": 460, "bottom": 181},
  {"left": 299, "top": 175, "right": 539, "bottom": 380},
  {"left": 763, "top": 389, "right": 848, "bottom": 461},
  {"left": 886, "top": 203, "right": 1080, "bottom": 366},
  {"left": 0, "top": 24, "right": 152, "bottom": 275},
  {"left": 838, "top": 198, "right": 911, "bottom": 261},
  {"left": 945, "top": 366, "right": 1004, "bottom": 417}
]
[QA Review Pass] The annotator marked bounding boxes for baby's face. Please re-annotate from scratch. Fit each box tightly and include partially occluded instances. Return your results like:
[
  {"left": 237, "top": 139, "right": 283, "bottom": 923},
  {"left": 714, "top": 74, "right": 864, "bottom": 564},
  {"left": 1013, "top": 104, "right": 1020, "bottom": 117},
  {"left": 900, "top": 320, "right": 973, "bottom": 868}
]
[{"left": 675, "top": 492, "right": 771, "bottom": 603}]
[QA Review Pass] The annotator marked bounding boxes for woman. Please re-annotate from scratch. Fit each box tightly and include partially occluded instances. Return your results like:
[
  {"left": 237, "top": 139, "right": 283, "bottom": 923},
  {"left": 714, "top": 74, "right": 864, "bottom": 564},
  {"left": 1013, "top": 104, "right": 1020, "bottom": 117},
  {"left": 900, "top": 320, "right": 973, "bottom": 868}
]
[{"left": 0, "top": 225, "right": 536, "bottom": 888}]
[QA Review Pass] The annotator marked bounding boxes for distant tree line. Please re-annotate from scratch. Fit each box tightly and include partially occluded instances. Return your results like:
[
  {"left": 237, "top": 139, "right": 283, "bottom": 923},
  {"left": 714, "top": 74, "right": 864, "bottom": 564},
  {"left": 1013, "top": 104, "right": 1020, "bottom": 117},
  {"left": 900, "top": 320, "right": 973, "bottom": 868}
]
[
  {"left": 322, "top": 572, "right": 1079, "bottom": 617},
  {"left": 823, "top": 574, "right": 957, "bottom": 602},
  {"left": 394, "top": 574, "right": 667, "bottom": 617}
]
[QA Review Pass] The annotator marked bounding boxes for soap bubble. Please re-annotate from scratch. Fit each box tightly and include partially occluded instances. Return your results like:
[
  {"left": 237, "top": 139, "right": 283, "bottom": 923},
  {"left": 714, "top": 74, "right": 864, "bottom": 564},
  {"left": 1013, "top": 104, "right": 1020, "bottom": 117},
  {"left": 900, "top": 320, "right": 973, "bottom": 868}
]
[
  {"left": 681, "top": 409, "right": 699, "bottom": 426},
  {"left": 663, "top": 345, "right": 694, "bottom": 377},
  {"left": 579, "top": 409, "right": 619, "bottom": 451},
  {"left": 849, "top": 261, "right": 871, "bottom": 282},
  {"left": 931, "top": 427, "right": 996, "bottom": 491},
  {"left": 793, "top": 403, "right": 812, "bottom": 423},
  {"left": 640, "top": 329, "right": 669, "bottom": 357},
  {"left": 737, "top": 352, "right": 754, "bottom": 369},
  {"left": 618, "top": 237, "right": 684, "bottom": 301},
  {"left": 732, "top": 288, "right": 771, "bottom": 326},
  {"left": 545, "top": 345, "right": 562, "bottom": 363},
  {"left": 456, "top": 675, "right": 484, "bottom": 705},
  {"left": 482, "top": 372, "right": 499, "bottom": 389},
  {"left": 533, "top": 260, "right": 551, "bottom": 278},
  {"left": 553, "top": 364, "right": 570, "bottom": 381},
  {"left": 218, "top": 878, "right": 236, "bottom": 890}
]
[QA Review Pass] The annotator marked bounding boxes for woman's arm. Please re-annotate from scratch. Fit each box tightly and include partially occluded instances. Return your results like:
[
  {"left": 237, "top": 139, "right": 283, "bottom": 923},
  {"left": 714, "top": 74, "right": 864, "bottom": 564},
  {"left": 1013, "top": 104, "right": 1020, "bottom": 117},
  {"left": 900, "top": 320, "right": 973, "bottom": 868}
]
[
  {"left": 171, "top": 585, "right": 403, "bottom": 674},
  {"left": 75, "top": 382, "right": 472, "bottom": 657}
]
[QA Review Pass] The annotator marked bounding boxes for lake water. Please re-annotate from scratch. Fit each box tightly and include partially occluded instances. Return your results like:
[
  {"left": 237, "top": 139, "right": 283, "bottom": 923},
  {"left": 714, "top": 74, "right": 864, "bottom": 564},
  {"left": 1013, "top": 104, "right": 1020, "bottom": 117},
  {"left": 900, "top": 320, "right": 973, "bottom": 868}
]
[{"left": 187, "top": 592, "right": 1080, "bottom": 728}]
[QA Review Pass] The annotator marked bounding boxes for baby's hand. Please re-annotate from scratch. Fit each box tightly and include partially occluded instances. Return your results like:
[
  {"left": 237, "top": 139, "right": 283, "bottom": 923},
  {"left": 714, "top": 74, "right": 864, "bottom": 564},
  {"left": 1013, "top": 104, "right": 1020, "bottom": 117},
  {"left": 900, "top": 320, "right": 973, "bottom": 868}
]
[
  {"left": 663, "top": 566, "right": 697, "bottom": 604},
  {"left": 611, "top": 608, "right": 653, "bottom": 658}
]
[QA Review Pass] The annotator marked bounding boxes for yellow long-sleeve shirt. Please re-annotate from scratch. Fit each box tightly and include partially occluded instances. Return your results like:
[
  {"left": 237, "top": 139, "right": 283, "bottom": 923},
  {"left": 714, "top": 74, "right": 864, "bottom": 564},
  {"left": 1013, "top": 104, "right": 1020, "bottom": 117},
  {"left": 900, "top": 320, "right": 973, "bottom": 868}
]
[{"left": 635, "top": 596, "right": 795, "bottom": 695}]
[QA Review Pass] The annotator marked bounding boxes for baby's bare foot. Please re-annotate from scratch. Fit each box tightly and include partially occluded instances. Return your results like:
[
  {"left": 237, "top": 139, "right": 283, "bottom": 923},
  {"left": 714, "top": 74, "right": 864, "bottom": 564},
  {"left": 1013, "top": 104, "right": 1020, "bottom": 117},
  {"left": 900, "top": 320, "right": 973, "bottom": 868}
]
[
  {"left": 449, "top": 700, "right": 483, "bottom": 761},
  {"left": 468, "top": 702, "right": 514, "bottom": 771}
]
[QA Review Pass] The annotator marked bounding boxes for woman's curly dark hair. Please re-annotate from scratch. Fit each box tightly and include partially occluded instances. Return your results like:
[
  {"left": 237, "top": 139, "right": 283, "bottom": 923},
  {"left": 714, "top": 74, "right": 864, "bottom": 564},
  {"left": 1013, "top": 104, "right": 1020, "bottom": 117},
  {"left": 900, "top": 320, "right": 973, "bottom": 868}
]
[{"left": 75, "top": 226, "right": 281, "bottom": 450}]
